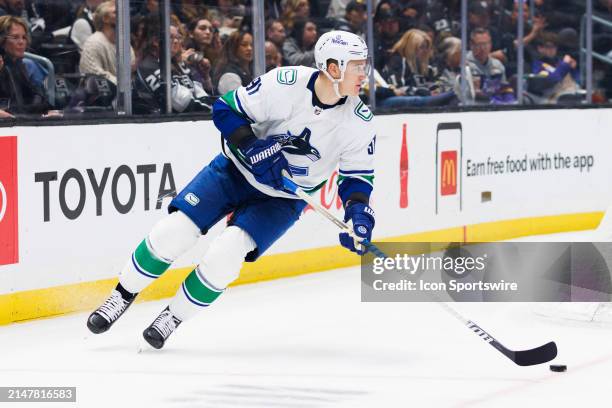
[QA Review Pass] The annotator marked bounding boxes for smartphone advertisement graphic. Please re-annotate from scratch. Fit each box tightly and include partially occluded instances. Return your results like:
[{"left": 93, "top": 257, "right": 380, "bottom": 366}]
[{"left": 435, "top": 122, "right": 462, "bottom": 215}]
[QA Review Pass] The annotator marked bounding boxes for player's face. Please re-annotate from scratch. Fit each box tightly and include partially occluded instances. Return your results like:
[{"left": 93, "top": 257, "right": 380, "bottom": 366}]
[{"left": 340, "top": 59, "right": 369, "bottom": 96}]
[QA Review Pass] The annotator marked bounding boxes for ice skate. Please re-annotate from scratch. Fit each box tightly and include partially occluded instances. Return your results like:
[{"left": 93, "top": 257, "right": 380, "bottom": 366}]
[
  {"left": 87, "top": 287, "right": 136, "bottom": 334},
  {"left": 142, "top": 306, "right": 182, "bottom": 349}
]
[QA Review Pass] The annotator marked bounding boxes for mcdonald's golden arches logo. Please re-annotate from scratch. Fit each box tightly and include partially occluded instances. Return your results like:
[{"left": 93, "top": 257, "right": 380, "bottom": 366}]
[{"left": 440, "top": 150, "right": 457, "bottom": 196}]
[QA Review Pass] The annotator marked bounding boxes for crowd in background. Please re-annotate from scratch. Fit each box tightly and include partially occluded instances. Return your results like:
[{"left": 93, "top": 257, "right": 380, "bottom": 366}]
[{"left": 0, "top": 0, "right": 611, "bottom": 117}]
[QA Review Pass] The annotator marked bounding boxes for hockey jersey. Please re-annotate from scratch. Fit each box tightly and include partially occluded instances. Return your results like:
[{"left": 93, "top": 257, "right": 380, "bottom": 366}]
[
  {"left": 135, "top": 56, "right": 213, "bottom": 114},
  {"left": 215, "top": 65, "right": 376, "bottom": 201}
]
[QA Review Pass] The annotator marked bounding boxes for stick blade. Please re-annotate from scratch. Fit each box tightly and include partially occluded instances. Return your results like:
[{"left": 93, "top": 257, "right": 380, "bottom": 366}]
[{"left": 512, "top": 341, "right": 558, "bottom": 366}]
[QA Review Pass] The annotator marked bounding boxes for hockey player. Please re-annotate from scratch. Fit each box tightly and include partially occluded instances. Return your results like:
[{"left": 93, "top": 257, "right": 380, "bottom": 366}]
[{"left": 86, "top": 30, "right": 378, "bottom": 349}]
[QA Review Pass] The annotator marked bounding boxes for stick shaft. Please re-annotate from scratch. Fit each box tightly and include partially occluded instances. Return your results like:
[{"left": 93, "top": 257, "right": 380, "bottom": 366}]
[{"left": 281, "top": 176, "right": 556, "bottom": 366}]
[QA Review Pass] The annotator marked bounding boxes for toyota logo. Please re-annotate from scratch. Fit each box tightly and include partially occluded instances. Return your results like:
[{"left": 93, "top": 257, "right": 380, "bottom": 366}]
[{"left": 0, "top": 181, "right": 6, "bottom": 223}]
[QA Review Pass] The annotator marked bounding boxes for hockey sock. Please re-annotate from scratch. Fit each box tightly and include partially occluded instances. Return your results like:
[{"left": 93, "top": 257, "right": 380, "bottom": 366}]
[
  {"left": 119, "top": 237, "right": 172, "bottom": 294},
  {"left": 169, "top": 266, "right": 224, "bottom": 321},
  {"left": 115, "top": 282, "right": 137, "bottom": 300}
]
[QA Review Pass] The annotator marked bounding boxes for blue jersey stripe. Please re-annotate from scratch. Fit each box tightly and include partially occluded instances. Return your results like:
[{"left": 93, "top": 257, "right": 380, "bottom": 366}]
[
  {"left": 235, "top": 92, "right": 255, "bottom": 123},
  {"left": 339, "top": 169, "right": 374, "bottom": 175}
]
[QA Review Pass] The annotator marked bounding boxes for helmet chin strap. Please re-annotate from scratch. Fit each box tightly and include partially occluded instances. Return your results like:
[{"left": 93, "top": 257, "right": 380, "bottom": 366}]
[{"left": 321, "top": 69, "right": 345, "bottom": 99}]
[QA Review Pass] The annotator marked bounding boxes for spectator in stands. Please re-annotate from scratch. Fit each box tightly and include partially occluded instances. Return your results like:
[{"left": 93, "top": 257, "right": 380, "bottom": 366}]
[
  {"left": 132, "top": 0, "right": 159, "bottom": 20},
  {"left": 182, "top": 43, "right": 214, "bottom": 96},
  {"left": 379, "top": 28, "right": 456, "bottom": 107},
  {"left": 265, "top": 19, "right": 286, "bottom": 61},
  {"left": 265, "top": 40, "right": 282, "bottom": 71},
  {"left": 0, "top": 54, "right": 14, "bottom": 117},
  {"left": 421, "top": 0, "right": 458, "bottom": 39},
  {"left": 326, "top": 0, "right": 354, "bottom": 19},
  {"left": 133, "top": 21, "right": 213, "bottom": 113},
  {"left": 0, "top": 0, "right": 47, "bottom": 52},
  {"left": 70, "top": 0, "right": 104, "bottom": 52},
  {"left": 466, "top": 27, "right": 509, "bottom": 102},
  {"left": 217, "top": 4, "right": 245, "bottom": 39},
  {"left": 466, "top": 28, "right": 516, "bottom": 104},
  {"left": 0, "top": 15, "right": 51, "bottom": 115},
  {"left": 131, "top": 14, "right": 148, "bottom": 63},
  {"left": 492, "top": 1, "right": 546, "bottom": 77},
  {"left": 0, "top": 0, "right": 44, "bottom": 31},
  {"left": 174, "top": 0, "right": 208, "bottom": 27},
  {"left": 374, "top": 7, "right": 401, "bottom": 71},
  {"left": 176, "top": 17, "right": 214, "bottom": 93},
  {"left": 468, "top": 1, "right": 492, "bottom": 33},
  {"left": 437, "top": 36, "right": 462, "bottom": 91},
  {"left": 265, "top": 0, "right": 283, "bottom": 20},
  {"left": 208, "top": 0, "right": 246, "bottom": 39},
  {"left": 280, "top": 0, "right": 310, "bottom": 33},
  {"left": 334, "top": 0, "right": 367, "bottom": 37},
  {"left": 213, "top": 30, "right": 253, "bottom": 95},
  {"left": 80, "top": 0, "right": 135, "bottom": 84},
  {"left": 186, "top": 18, "right": 222, "bottom": 67},
  {"left": 437, "top": 36, "right": 476, "bottom": 102},
  {"left": 468, "top": 0, "right": 500, "bottom": 51},
  {"left": 383, "top": 29, "right": 439, "bottom": 94},
  {"left": 282, "top": 18, "right": 317, "bottom": 68},
  {"left": 532, "top": 0, "right": 582, "bottom": 32},
  {"left": 531, "top": 31, "right": 580, "bottom": 103}
]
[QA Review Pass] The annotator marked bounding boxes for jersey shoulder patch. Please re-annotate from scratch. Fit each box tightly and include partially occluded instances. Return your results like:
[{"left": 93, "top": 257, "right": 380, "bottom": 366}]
[
  {"left": 276, "top": 68, "right": 298, "bottom": 85},
  {"left": 354, "top": 100, "right": 373, "bottom": 122}
]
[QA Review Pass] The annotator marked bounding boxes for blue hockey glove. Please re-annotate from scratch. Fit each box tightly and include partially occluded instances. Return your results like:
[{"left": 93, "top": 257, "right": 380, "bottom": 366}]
[
  {"left": 339, "top": 202, "right": 375, "bottom": 255},
  {"left": 241, "top": 138, "right": 290, "bottom": 190}
]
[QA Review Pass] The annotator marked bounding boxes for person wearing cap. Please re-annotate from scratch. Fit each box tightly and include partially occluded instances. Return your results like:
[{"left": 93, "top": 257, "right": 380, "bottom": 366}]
[
  {"left": 333, "top": 0, "right": 367, "bottom": 38},
  {"left": 374, "top": 6, "right": 401, "bottom": 71},
  {"left": 326, "top": 0, "right": 360, "bottom": 19}
]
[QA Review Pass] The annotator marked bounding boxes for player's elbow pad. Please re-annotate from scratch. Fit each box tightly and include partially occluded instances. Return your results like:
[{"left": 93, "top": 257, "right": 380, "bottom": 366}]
[{"left": 212, "top": 98, "right": 251, "bottom": 141}]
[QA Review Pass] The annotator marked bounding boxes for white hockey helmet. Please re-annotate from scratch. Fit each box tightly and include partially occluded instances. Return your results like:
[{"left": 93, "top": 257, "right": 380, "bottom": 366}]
[{"left": 314, "top": 30, "right": 369, "bottom": 97}]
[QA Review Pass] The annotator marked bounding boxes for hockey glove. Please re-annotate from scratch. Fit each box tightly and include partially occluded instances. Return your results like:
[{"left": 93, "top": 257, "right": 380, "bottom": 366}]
[
  {"left": 339, "top": 202, "right": 375, "bottom": 255},
  {"left": 241, "top": 138, "right": 290, "bottom": 190}
]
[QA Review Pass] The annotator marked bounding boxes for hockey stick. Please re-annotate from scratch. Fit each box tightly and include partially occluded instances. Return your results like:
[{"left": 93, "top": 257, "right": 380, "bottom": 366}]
[{"left": 282, "top": 175, "right": 558, "bottom": 367}]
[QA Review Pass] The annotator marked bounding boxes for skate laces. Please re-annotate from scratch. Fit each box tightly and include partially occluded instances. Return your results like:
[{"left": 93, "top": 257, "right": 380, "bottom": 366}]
[
  {"left": 98, "top": 290, "right": 129, "bottom": 322},
  {"left": 152, "top": 309, "right": 180, "bottom": 338}
]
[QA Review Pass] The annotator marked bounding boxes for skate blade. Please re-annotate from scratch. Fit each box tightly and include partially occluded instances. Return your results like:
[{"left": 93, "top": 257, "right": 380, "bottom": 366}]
[{"left": 136, "top": 337, "right": 154, "bottom": 353}]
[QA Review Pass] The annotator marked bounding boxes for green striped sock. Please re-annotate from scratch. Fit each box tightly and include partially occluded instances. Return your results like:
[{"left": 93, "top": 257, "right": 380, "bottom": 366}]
[
  {"left": 181, "top": 267, "right": 224, "bottom": 307},
  {"left": 132, "top": 238, "right": 171, "bottom": 279}
]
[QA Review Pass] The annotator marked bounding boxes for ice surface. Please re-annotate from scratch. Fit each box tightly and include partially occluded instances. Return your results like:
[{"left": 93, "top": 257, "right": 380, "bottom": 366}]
[{"left": 1, "top": 230, "right": 610, "bottom": 408}]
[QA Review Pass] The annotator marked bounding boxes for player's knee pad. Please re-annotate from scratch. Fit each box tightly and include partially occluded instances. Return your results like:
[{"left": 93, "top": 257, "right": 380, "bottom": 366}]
[
  {"left": 148, "top": 211, "right": 201, "bottom": 261},
  {"left": 200, "top": 226, "right": 256, "bottom": 289}
]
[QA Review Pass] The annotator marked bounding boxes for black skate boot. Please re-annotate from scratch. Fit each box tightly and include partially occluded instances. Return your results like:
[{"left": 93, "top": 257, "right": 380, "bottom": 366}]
[
  {"left": 87, "top": 284, "right": 136, "bottom": 334},
  {"left": 143, "top": 306, "right": 182, "bottom": 349}
]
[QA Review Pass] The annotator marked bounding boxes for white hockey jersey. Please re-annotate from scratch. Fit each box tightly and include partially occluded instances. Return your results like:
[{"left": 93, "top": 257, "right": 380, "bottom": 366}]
[{"left": 218, "top": 65, "right": 376, "bottom": 200}]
